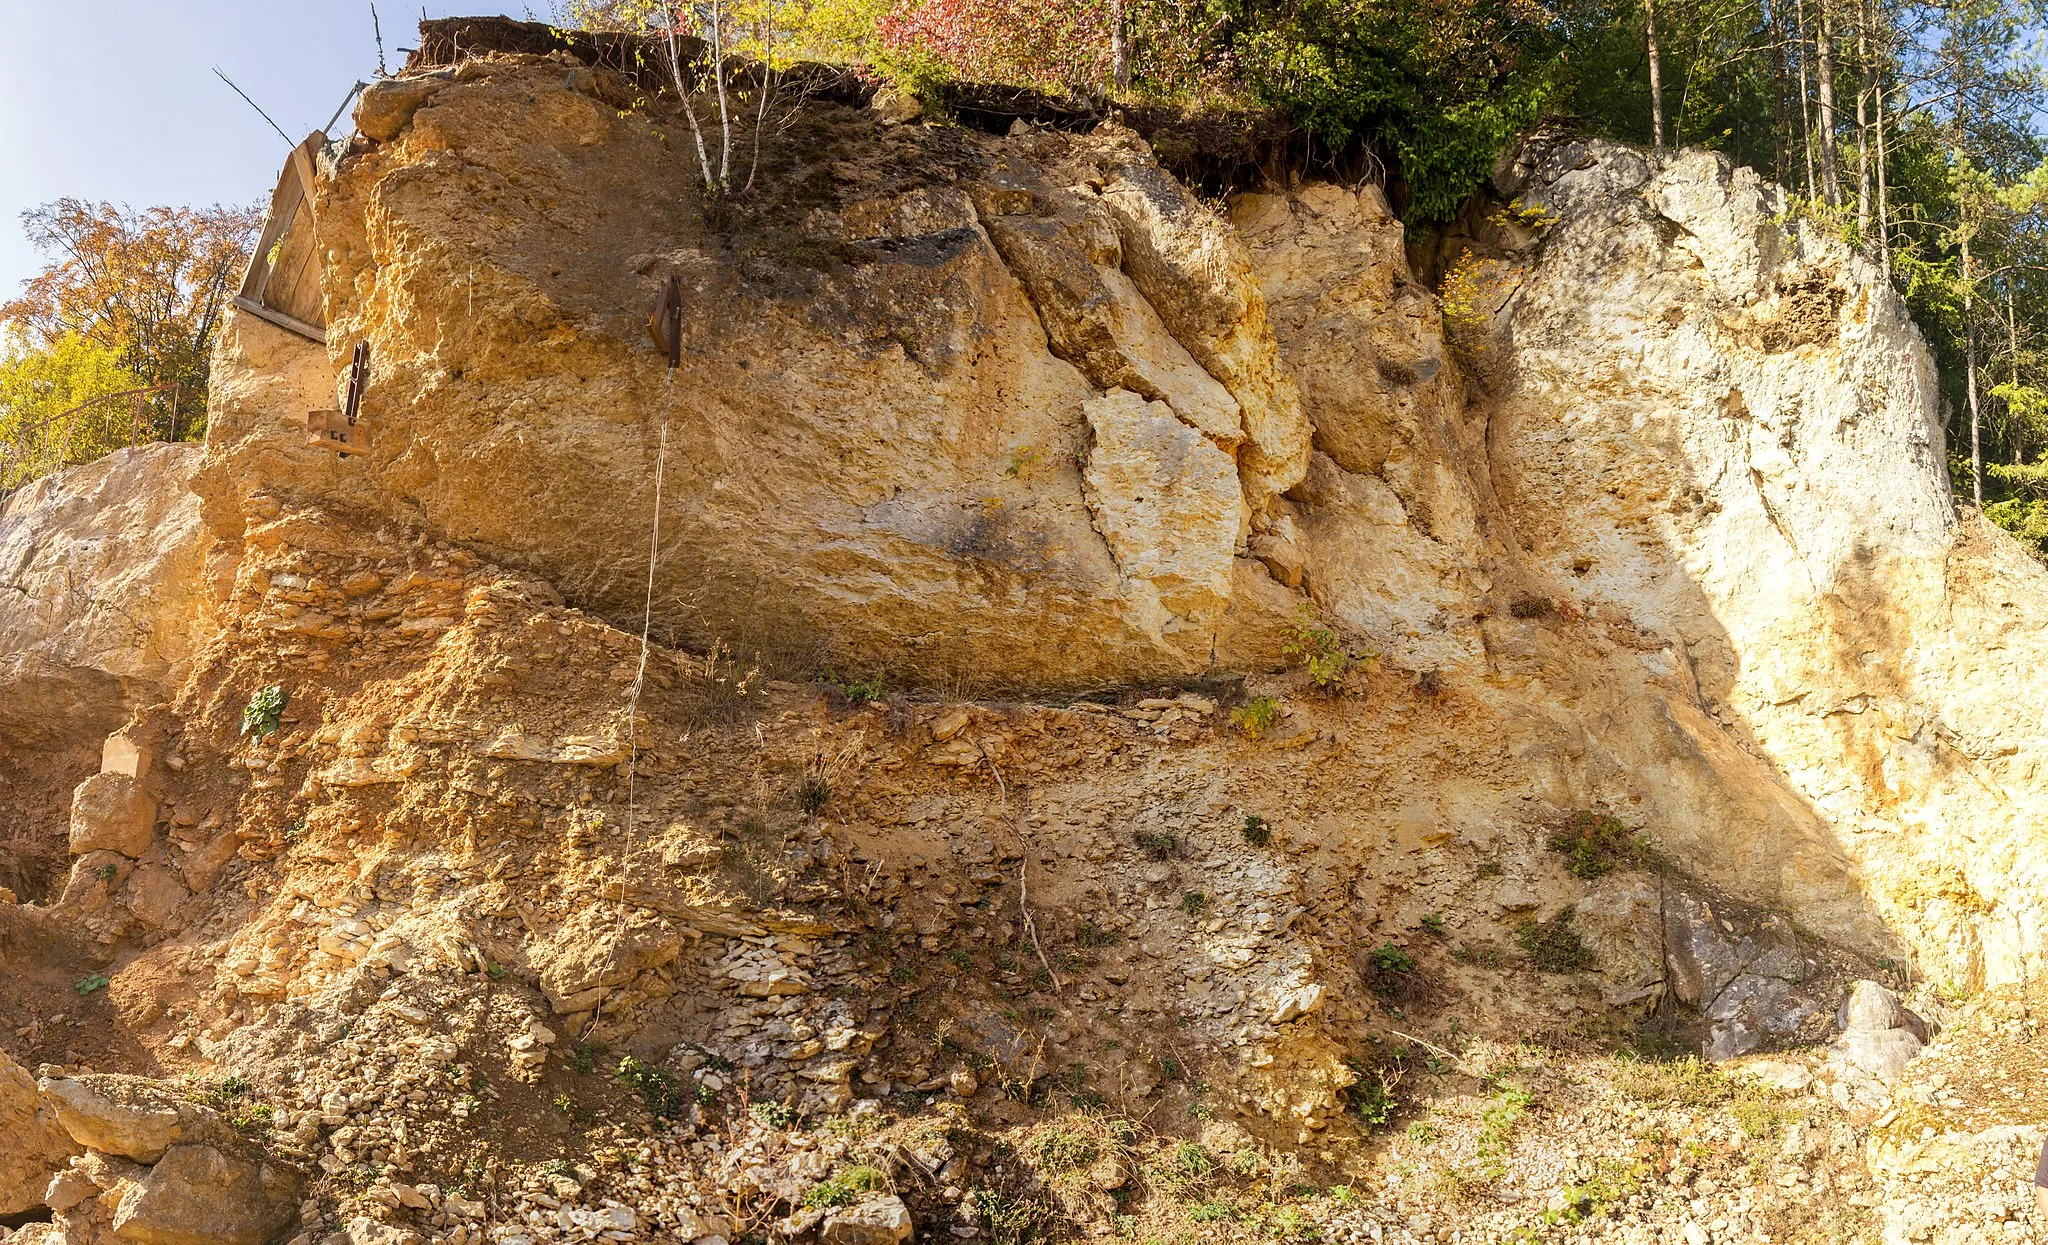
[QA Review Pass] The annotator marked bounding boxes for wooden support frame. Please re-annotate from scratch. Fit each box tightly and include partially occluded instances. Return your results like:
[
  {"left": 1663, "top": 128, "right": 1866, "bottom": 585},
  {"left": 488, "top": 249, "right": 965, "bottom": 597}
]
[{"left": 235, "top": 133, "right": 330, "bottom": 345}]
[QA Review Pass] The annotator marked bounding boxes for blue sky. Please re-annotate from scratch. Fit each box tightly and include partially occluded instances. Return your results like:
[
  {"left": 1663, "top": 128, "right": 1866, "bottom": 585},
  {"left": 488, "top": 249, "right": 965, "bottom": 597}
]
[{"left": 0, "top": 1, "right": 518, "bottom": 297}]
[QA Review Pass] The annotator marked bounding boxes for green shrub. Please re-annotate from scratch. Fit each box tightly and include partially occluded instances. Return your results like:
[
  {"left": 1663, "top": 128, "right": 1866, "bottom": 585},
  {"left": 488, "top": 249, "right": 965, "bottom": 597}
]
[
  {"left": 1343, "top": 1066, "right": 1399, "bottom": 1126},
  {"left": 240, "top": 685, "right": 289, "bottom": 739},
  {"left": 803, "top": 1165, "right": 885, "bottom": 1207},
  {"left": 1547, "top": 810, "right": 1645, "bottom": 879},
  {"left": 1179, "top": 890, "right": 1208, "bottom": 915},
  {"left": 1283, "top": 606, "right": 1372, "bottom": 693},
  {"left": 1368, "top": 943, "right": 1415, "bottom": 975},
  {"left": 1986, "top": 496, "right": 2048, "bottom": 557},
  {"left": 614, "top": 1056, "right": 681, "bottom": 1118},
  {"left": 753, "top": 1098, "right": 800, "bottom": 1128},
  {"left": 1515, "top": 907, "right": 1594, "bottom": 972},
  {"left": 1134, "top": 831, "right": 1178, "bottom": 860},
  {"left": 1241, "top": 813, "right": 1272, "bottom": 847},
  {"left": 1230, "top": 695, "right": 1283, "bottom": 738}
]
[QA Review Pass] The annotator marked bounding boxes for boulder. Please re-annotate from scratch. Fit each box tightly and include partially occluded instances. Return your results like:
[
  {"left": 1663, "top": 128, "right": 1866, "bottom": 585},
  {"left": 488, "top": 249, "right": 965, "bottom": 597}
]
[
  {"left": 353, "top": 76, "right": 447, "bottom": 142},
  {"left": 68, "top": 772, "right": 157, "bottom": 858},
  {"left": 1841, "top": 978, "right": 1910, "bottom": 1032},
  {"left": 0, "top": 443, "right": 209, "bottom": 748},
  {"left": 37, "top": 1074, "right": 185, "bottom": 1162},
  {"left": 111, "top": 1142, "right": 300, "bottom": 1245},
  {"left": 1833, "top": 1027, "right": 1923, "bottom": 1085},
  {"left": 346, "top": 1216, "right": 426, "bottom": 1245},
  {"left": 820, "top": 1195, "right": 914, "bottom": 1245},
  {"left": 0, "top": 1047, "right": 79, "bottom": 1215}
]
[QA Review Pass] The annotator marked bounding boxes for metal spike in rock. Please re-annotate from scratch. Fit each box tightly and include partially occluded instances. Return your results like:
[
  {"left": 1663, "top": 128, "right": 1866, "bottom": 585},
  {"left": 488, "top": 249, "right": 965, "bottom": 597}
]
[
  {"left": 307, "top": 342, "right": 372, "bottom": 455},
  {"left": 646, "top": 275, "right": 683, "bottom": 370}
]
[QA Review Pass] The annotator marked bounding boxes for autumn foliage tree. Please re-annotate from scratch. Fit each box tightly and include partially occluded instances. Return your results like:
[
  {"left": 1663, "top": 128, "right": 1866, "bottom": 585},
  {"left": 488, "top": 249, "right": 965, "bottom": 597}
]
[{"left": 0, "top": 199, "right": 257, "bottom": 460}]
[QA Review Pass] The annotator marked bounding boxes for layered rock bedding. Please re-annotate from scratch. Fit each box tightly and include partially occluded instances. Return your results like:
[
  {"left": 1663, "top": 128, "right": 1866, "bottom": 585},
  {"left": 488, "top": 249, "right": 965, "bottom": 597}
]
[{"left": 3, "top": 39, "right": 2047, "bottom": 1245}]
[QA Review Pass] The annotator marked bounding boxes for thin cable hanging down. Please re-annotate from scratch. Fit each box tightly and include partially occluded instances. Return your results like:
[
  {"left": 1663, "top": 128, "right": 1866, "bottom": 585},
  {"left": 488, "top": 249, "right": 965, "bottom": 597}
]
[{"left": 589, "top": 282, "right": 686, "bottom": 1040}]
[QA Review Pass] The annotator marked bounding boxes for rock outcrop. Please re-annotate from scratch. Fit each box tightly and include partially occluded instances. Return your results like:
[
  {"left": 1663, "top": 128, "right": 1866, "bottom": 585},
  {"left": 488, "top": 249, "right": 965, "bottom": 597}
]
[
  {"left": 7, "top": 34, "right": 2048, "bottom": 1245},
  {"left": 0, "top": 1047, "right": 78, "bottom": 1215},
  {"left": 194, "top": 66, "right": 1314, "bottom": 693},
  {"left": 0, "top": 443, "right": 210, "bottom": 748}
]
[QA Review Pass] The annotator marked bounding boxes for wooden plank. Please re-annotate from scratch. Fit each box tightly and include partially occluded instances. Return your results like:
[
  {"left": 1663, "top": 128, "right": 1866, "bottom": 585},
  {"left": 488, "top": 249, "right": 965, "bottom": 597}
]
[
  {"left": 237, "top": 133, "right": 326, "bottom": 307},
  {"left": 232, "top": 295, "right": 327, "bottom": 344},
  {"left": 266, "top": 197, "right": 325, "bottom": 328}
]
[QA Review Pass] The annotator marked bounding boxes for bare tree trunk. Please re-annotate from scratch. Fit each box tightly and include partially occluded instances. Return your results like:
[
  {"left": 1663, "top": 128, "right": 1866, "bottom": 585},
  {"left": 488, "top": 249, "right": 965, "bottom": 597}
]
[
  {"left": 663, "top": 3, "right": 718, "bottom": 192},
  {"left": 1797, "top": 0, "right": 1818, "bottom": 194},
  {"left": 1647, "top": 0, "right": 1666, "bottom": 147},
  {"left": 712, "top": 0, "right": 733, "bottom": 188},
  {"left": 1816, "top": 0, "right": 1842, "bottom": 205},
  {"left": 1855, "top": 0, "right": 1872, "bottom": 234},
  {"left": 746, "top": 29, "right": 774, "bottom": 195},
  {"left": 1876, "top": 71, "right": 1892, "bottom": 281},
  {"left": 1965, "top": 234, "right": 1982, "bottom": 506},
  {"left": 1771, "top": 0, "right": 1791, "bottom": 183},
  {"left": 1110, "top": 0, "right": 1130, "bottom": 91},
  {"left": 2011, "top": 282, "right": 2025, "bottom": 465}
]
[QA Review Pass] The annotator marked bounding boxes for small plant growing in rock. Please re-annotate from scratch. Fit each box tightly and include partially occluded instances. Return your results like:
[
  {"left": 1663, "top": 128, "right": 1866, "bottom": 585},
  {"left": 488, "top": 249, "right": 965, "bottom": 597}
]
[
  {"left": 1515, "top": 907, "right": 1594, "bottom": 972},
  {"left": 796, "top": 776, "right": 831, "bottom": 816},
  {"left": 1004, "top": 446, "right": 1042, "bottom": 479},
  {"left": 615, "top": 1056, "right": 681, "bottom": 1118},
  {"left": 93, "top": 863, "right": 117, "bottom": 882},
  {"left": 1439, "top": 248, "right": 1505, "bottom": 338},
  {"left": 752, "top": 1098, "right": 799, "bottom": 1128},
  {"left": 1421, "top": 912, "right": 1447, "bottom": 934},
  {"left": 824, "top": 671, "right": 884, "bottom": 704},
  {"left": 240, "top": 684, "right": 289, "bottom": 739},
  {"left": 1230, "top": 695, "right": 1283, "bottom": 738},
  {"left": 803, "top": 1165, "right": 885, "bottom": 1208},
  {"left": 1241, "top": 814, "right": 1272, "bottom": 847},
  {"left": 1179, "top": 890, "right": 1207, "bottom": 915},
  {"left": 485, "top": 961, "right": 508, "bottom": 980},
  {"left": 1134, "top": 830, "right": 1179, "bottom": 860},
  {"left": 1074, "top": 920, "right": 1121, "bottom": 948},
  {"left": 1343, "top": 1063, "right": 1400, "bottom": 1127},
  {"left": 74, "top": 972, "right": 109, "bottom": 995},
  {"left": 1548, "top": 810, "right": 1645, "bottom": 879},
  {"left": 1488, "top": 197, "right": 1561, "bottom": 231},
  {"left": 1284, "top": 606, "right": 1372, "bottom": 693},
  {"left": 1508, "top": 595, "right": 1554, "bottom": 619}
]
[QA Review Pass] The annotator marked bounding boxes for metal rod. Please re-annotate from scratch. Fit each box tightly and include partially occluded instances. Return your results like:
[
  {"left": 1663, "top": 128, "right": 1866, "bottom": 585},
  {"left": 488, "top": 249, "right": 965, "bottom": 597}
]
[
  {"left": 213, "top": 68, "right": 295, "bottom": 145},
  {"left": 324, "top": 81, "right": 370, "bottom": 135}
]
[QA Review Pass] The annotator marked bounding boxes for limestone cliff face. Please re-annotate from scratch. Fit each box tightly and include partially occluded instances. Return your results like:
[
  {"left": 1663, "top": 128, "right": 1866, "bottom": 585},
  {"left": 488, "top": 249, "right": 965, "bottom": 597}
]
[
  {"left": 195, "top": 62, "right": 1310, "bottom": 693},
  {"left": 1488, "top": 137, "right": 2048, "bottom": 988},
  {"left": 179, "top": 63, "right": 2048, "bottom": 991}
]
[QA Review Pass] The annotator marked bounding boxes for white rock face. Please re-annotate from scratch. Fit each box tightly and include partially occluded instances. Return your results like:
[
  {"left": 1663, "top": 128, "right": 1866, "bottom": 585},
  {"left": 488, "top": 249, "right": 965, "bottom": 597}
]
[
  {"left": 1487, "top": 135, "right": 2048, "bottom": 985},
  {"left": 0, "top": 443, "right": 210, "bottom": 746},
  {"left": 1082, "top": 388, "right": 1244, "bottom": 640}
]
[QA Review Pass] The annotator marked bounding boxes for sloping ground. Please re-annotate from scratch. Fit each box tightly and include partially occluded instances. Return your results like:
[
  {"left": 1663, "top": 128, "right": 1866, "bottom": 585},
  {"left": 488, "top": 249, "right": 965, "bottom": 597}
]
[{"left": 5, "top": 40, "right": 2048, "bottom": 1245}]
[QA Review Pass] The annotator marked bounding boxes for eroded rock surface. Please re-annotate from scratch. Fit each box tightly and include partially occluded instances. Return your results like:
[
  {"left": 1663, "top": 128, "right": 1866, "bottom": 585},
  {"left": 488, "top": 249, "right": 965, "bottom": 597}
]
[{"left": 0, "top": 443, "right": 210, "bottom": 748}]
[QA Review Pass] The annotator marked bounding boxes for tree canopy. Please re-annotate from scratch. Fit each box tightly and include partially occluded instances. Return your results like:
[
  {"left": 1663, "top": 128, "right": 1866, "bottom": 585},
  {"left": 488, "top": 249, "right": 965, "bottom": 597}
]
[{"left": 0, "top": 199, "right": 255, "bottom": 492}]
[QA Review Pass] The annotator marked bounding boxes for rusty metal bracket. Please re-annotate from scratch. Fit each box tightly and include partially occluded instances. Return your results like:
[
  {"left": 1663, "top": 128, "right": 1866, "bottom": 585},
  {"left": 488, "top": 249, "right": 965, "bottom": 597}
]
[
  {"left": 646, "top": 275, "right": 682, "bottom": 370},
  {"left": 307, "top": 342, "right": 372, "bottom": 455}
]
